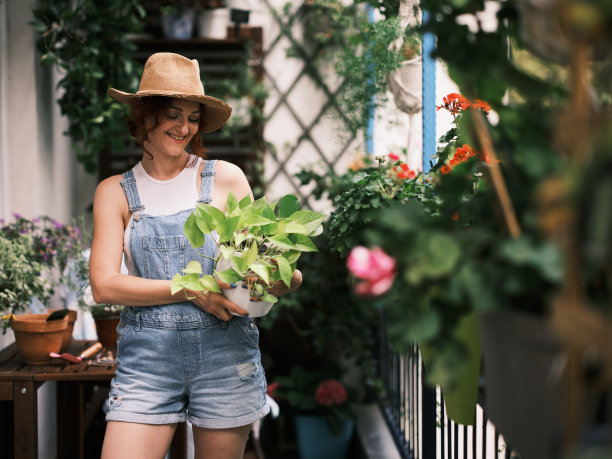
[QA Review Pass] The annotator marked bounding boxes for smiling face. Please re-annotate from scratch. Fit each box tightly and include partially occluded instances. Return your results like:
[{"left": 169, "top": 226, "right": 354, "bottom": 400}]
[{"left": 144, "top": 98, "right": 201, "bottom": 158}]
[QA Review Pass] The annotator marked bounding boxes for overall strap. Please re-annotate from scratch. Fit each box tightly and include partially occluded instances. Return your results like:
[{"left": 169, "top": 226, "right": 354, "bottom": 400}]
[
  {"left": 120, "top": 170, "right": 145, "bottom": 212},
  {"left": 198, "top": 159, "right": 217, "bottom": 204}
]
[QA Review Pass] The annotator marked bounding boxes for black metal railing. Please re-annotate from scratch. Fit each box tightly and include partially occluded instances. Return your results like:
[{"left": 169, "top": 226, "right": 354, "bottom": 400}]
[{"left": 376, "top": 310, "right": 514, "bottom": 459}]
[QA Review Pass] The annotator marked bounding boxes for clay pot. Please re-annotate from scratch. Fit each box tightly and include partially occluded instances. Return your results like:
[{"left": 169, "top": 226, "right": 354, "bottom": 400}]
[
  {"left": 11, "top": 313, "right": 68, "bottom": 365},
  {"left": 49, "top": 309, "right": 77, "bottom": 353},
  {"left": 94, "top": 316, "right": 120, "bottom": 348}
]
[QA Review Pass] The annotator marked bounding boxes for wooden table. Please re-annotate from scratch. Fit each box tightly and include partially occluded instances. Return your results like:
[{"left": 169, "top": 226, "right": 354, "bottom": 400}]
[{"left": 0, "top": 340, "right": 186, "bottom": 459}]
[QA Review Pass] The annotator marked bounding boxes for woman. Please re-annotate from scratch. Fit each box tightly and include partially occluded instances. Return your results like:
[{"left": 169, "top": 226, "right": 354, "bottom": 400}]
[{"left": 90, "top": 52, "right": 301, "bottom": 459}]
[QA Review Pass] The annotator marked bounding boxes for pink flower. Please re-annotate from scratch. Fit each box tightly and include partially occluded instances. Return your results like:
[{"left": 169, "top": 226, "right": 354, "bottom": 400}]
[
  {"left": 388, "top": 152, "right": 400, "bottom": 162},
  {"left": 315, "top": 380, "right": 347, "bottom": 406},
  {"left": 347, "top": 246, "right": 396, "bottom": 296}
]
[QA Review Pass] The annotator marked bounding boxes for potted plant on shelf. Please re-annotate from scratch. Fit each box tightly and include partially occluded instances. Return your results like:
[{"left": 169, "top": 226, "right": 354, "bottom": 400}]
[
  {"left": 0, "top": 215, "right": 87, "bottom": 364},
  {"left": 272, "top": 366, "right": 356, "bottom": 459},
  {"left": 171, "top": 192, "right": 324, "bottom": 317}
]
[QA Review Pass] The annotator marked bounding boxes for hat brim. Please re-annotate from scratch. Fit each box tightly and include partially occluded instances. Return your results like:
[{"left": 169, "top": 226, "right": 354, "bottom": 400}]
[{"left": 108, "top": 88, "right": 232, "bottom": 133}]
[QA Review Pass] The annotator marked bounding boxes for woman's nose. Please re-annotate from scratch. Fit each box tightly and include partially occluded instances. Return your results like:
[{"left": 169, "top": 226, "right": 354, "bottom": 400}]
[{"left": 176, "top": 117, "right": 189, "bottom": 135}]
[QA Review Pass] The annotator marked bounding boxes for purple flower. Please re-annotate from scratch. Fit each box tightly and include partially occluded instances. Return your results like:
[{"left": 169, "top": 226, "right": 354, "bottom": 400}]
[
  {"left": 13, "top": 213, "right": 22, "bottom": 220},
  {"left": 53, "top": 221, "right": 64, "bottom": 229}
]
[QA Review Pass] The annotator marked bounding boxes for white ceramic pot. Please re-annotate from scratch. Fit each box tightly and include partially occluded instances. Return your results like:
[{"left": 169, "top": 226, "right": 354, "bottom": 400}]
[
  {"left": 198, "top": 8, "right": 230, "bottom": 39},
  {"left": 216, "top": 257, "right": 274, "bottom": 317}
]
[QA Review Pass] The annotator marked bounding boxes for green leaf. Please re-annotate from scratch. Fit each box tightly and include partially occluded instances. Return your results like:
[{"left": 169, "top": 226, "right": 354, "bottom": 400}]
[
  {"left": 281, "top": 250, "right": 301, "bottom": 264},
  {"left": 243, "top": 243, "right": 258, "bottom": 267},
  {"left": 231, "top": 254, "right": 248, "bottom": 273},
  {"left": 174, "top": 273, "right": 206, "bottom": 292},
  {"left": 239, "top": 194, "right": 252, "bottom": 209},
  {"left": 226, "top": 191, "right": 238, "bottom": 215},
  {"left": 288, "top": 210, "right": 325, "bottom": 234},
  {"left": 195, "top": 206, "right": 213, "bottom": 234},
  {"left": 200, "top": 204, "right": 226, "bottom": 229},
  {"left": 262, "top": 292, "right": 278, "bottom": 303},
  {"left": 183, "top": 261, "right": 202, "bottom": 275},
  {"left": 278, "top": 194, "right": 300, "bottom": 218},
  {"left": 184, "top": 213, "right": 204, "bottom": 248},
  {"left": 170, "top": 273, "right": 185, "bottom": 295},
  {"left": 277, "top": 220, "right": 308, "bottom": 235},
  {"left": 268, "top": 235, "right": 296, "bottom": 250},
  {"left": 276, "top": 256, "right": 294, "bottom": 287},
  {"left": 406, "top": 232, "right": 461, "bottom": 283},
  {"left": 288, "top": 234, "right": 318, "bottom": 252},
  {"left": 218, "top": 216, "right": 240, "bottom": 242},
  {"left": 220, "top": 246, "right": 235, "bottom": 260},
  {"left": 244, "top": 215, "right": 275, "bottom": 226},
  {"left": 216, "top": 268, "right": 242, "bottom": 284},
  {"left": 200, "top": 275, "right": 221, "bottom": 293},
  {"left": 249, "top": 263, "right": 270, "bottom": 285}
]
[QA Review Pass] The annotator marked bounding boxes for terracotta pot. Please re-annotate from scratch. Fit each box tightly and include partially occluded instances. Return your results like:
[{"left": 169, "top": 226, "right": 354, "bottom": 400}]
[
  {"left": 94, "top": 316, "right": 120, "bottom": 348},
  {"left": 49, "top": 309, "right": 77, "bottom": 353},
  {"left": 11, "top": 313, "right": 68, "bottom": 365}
]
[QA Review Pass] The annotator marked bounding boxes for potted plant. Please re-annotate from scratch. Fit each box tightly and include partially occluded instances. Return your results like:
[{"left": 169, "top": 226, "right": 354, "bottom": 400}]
[
  {"left": 272, "top": 366, "right": 356, "bottom": 459},
  {"left": 171, "top": 192, "right": 324, "bottom": 316},
  {"left": 160, "top": 1, "right": 198, "bottom": 39},
  {"left": 197, "top": 1, "right": 229, "bottom": 39},
  {"left": 31, "top": 0, "right": 144, "bottom": 174},
  {"left": 0, "top": 215, "right": 87, "bottom": 364}
]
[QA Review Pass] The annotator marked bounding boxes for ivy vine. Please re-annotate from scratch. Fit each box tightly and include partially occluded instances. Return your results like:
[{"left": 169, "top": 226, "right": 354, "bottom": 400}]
[{"left": 31, "top": 0, "right": 146, "bottom": 174}]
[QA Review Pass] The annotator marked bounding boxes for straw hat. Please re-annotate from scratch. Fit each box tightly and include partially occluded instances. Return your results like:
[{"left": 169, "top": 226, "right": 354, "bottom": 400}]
[{"left": 108, "top": 52, "right": 232, "bottom": 133}]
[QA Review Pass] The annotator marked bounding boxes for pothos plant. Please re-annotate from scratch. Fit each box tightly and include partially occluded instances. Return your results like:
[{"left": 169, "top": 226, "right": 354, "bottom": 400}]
[{"left": 171, "top": 193, "right": 324, "bottom": 302}]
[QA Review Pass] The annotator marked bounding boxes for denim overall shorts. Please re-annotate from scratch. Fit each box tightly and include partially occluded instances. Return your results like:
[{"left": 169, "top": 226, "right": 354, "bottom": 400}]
[{"left": 105, "top": 159, "right": 269, "bottom": 428}]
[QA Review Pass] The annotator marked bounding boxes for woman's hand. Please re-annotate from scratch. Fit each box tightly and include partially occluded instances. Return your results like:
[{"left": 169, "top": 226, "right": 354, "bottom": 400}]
[
  {"left": 247, "top": 269, "right": 303, "bottom": 300},
  {"left": 186, "top": 282, "right": 248, "bottom": 322}
]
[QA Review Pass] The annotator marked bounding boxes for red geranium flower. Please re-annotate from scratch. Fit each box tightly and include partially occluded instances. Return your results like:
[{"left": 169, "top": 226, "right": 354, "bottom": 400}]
[{"left": 315, "top": 379, "right": 347, "bottom": 406}]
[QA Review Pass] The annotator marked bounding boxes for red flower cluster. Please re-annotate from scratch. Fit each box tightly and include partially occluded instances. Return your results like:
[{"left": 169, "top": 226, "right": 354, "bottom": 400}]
[
  {"left": 315, "top": 379, "right": 347, "bottom": 407},
  {"left": 266, "top": 381, "right": 280, "bottom": 400},
  {"left": 436, "top": 93, "right": 490, "bottom": 116},
  {"left": 392, "top": 162, "right": 417, "bottom": 180},
  {"left": 388, "top": 152, "right": 400, "bottom": 162}
]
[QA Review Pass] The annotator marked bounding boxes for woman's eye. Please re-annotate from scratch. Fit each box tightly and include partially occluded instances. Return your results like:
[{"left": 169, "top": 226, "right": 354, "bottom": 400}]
[
  {"left": 167, "top": 114, "right": 178, "bottom": 119},
  {"left": 189, "top": 118, "right": 200, "bottom": 123}
]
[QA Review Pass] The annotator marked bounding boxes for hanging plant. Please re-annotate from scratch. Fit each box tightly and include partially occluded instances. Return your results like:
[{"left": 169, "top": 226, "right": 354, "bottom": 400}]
[{"left": 31, "top": 0, "right": 146, "bottom": 174}]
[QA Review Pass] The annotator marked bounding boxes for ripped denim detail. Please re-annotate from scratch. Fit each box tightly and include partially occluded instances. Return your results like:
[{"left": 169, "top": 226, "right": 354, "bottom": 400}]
[{"left": 237, "top": 361, "right": 258, "bottom": 381}]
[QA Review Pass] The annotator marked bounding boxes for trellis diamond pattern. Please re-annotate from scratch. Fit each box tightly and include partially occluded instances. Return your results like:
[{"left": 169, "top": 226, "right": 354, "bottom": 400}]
[{"left": 260, "top": 0, "right": 364, "bottom": 209}]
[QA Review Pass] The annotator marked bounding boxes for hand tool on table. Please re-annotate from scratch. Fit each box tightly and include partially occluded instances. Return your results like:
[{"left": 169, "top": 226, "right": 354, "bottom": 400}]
[{"left": 50, "top": 342, "right": 103, "bottom": 363}]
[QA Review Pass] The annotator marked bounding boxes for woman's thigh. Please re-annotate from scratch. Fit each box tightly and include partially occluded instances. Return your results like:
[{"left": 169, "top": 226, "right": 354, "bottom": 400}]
[
  {"left": 192, "top": 424, "right": 251, "bottom": 459},
  {"left": 101, "top": 421, "right": 177, "bottom": 459}
]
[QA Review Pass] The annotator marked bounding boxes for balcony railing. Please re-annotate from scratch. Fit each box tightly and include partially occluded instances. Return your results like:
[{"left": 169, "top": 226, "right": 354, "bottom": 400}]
[{"left": 376, "top": 311, "right": 516, "bottom": 459}]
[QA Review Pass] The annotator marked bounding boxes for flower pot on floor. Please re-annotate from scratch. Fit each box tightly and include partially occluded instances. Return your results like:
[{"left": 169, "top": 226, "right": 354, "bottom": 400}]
[
  {"left": 11, "top": 313, "right": 68, "bottom": 365},
  {"left": 49, "top": 308, "right": 77, "bottom": 353},
  {"left": 479, "top": 309, "right": 564, "bottom": 459},
  {"left": 295, "top": 415, "right": 354, "bottom": 459},
  {"left": 94, "top": 316, "right": 120, "bottom": 348}
]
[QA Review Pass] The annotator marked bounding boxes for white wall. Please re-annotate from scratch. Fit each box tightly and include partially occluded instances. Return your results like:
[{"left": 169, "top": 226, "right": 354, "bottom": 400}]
[{"left": 0, "top": 1, "right": 98, "bottom": 456}]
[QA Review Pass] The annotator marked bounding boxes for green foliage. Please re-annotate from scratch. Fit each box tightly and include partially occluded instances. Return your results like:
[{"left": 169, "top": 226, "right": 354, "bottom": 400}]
[
  {"left": 0, "top": 215, "right": 90, "bottom": 332},
  {"left": 171, "top": 193, "right": 324, "bottom": 301},
  {"left": 31, "top": 0, "right": 145, "bottom": 174},
  {"left": 279, "top": 0, "right": 419, "bottom": 140},
  {"left": 326, "top": 156, "right": 430, "bottom": 257},
  {"left": 274, "top": 366, "right": 356, "bottom": 434},
  {"left": 0, "top": 236, "right": 51, "bottom": 332},
  {"left": 261, "top": 233, "right": 380, "bottom": 392}
]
